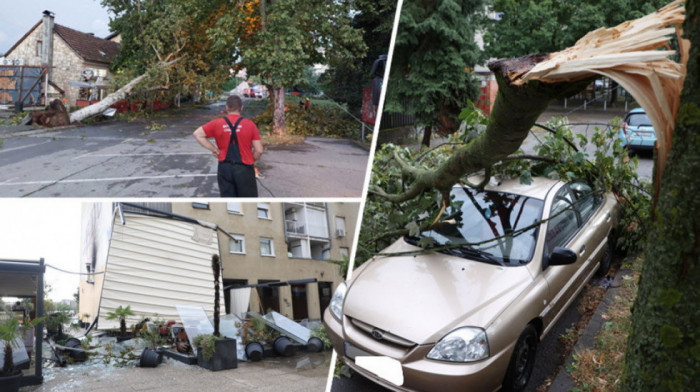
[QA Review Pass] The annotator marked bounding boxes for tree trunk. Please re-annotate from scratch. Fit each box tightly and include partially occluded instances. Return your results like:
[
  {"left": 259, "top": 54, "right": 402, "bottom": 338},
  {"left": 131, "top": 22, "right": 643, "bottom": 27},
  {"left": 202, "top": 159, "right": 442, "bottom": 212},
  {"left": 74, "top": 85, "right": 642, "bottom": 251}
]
[
  {"left": 68, "top": 59, "right": 179, "bottom": 124},
  {"left": 608, "top": 80, "right": 618, "bottom": 106},
  {"left": 272, "top": 85, "right": 286, "bottom": 135},
  {"left": 421, "top": 126, "right": 432, "bottom": 147},
  {"left": 622, "top": 1, "right": 700, "bottom": 389}
]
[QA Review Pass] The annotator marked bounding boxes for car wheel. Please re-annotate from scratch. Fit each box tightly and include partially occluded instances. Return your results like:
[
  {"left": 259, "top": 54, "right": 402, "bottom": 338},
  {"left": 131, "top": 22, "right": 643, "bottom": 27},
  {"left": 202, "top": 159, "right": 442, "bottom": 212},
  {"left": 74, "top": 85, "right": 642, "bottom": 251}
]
[
  {"left": 502, "top": 324, "right": 538, "bottom": 392},
  {"left": 596, "top": 234, "right": 614, "bottom": 277}
]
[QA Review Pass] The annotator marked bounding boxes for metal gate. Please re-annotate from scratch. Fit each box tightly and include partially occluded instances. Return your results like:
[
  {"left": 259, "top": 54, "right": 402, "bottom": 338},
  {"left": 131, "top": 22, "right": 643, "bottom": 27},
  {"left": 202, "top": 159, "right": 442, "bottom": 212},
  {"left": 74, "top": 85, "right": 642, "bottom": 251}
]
[{"left": 0, "top": 66, "right": 47, "bottom": 107}]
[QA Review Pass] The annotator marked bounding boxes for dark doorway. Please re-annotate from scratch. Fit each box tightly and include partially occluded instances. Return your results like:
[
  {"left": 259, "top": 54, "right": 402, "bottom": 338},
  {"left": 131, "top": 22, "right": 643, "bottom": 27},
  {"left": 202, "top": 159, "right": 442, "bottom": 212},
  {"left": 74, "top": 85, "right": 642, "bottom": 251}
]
[
  {"left": 291, "top": 284, "right": 308, "bottom": 321},
  {"left": 223, "top": 279, "right": 248, "bottom": 314},
  {"left": 257, "top": 280, "right": 281, "bottom": 313},
  {"left": 318, "top": 282, "right": 333, "bottom": 315}
]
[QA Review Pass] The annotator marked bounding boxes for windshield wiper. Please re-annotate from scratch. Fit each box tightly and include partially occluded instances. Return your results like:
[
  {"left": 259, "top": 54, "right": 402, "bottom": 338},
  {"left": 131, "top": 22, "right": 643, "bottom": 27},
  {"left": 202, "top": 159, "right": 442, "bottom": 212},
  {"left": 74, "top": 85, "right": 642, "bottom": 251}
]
[{"left": 439, "top": 246, "right": 505, "bottom": 266}]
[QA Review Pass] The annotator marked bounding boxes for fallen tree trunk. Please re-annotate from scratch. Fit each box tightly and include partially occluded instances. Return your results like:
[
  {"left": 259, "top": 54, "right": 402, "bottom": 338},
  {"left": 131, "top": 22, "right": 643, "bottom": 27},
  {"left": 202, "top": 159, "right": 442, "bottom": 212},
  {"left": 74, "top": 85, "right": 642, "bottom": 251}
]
[
  {"left": 371, "top": 0, "right": 687, "bottom": 203},
  {"left": 68, "top": 59, "right": 179, "bottom": 124}
]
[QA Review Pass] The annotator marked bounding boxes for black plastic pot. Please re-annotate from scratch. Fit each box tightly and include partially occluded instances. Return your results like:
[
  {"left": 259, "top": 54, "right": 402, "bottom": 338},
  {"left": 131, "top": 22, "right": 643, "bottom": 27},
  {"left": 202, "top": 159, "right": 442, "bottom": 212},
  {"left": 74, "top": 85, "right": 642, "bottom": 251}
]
[
  {"left": 116, "top": 333, "right": 132, "bottom": 343},
  {"left": 305, "top": 337, "right": 324, "bottom": 353},
  {"left": 273, "top": 336, "right": 295, "bottom": 357},
  {"left": 0, "top": 372, "right": 22, "bottom": 392},
  {"left": 140, "top": 347, "right": 163, "bottom": 368},
  {"left": 64, "top": 338, "right": 88, "bottom": 362},
  {"left": 197, "top": 338, "right": 238, "bottom": 371},
  {"left": 245, "top": 342, "right": 264, "bottom": 362}
]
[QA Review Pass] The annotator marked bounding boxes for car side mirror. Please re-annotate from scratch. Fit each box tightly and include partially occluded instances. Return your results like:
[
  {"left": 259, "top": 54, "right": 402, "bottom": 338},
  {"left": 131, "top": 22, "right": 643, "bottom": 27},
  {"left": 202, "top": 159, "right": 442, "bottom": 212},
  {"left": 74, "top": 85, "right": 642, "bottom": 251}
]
[{"left": 548, "top": 247, "right": 578, "bottom": 266}]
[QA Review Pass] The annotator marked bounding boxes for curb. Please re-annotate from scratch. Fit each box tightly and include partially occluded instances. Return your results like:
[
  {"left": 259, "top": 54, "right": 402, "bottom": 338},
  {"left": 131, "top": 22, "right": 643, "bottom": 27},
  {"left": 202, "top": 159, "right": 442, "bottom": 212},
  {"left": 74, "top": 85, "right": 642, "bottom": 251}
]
[{"left": 549, "top": 264, "right": 632, "bottom": 391}]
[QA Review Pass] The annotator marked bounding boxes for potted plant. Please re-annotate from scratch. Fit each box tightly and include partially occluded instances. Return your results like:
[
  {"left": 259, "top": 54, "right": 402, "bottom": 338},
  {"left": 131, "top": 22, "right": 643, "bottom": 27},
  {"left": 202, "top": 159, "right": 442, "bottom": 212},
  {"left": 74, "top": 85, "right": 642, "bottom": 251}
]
[
  {"left": 194, "top": 255, "right": 237, "bottom": 371},
  {"left": 45, "top": 311, "right": 70, "bottom": 340},
  {"left": 139, "top": 326, "right": 164, "bottom": 368},
  {"left": 106, "top": 305, "right": 134, "bottom": 342},
  {"left": 235, "top": 317, "right": 280, "bottom": 361},
  {"left": 1, "top": 316, "right": 43, "bottom": 392}
]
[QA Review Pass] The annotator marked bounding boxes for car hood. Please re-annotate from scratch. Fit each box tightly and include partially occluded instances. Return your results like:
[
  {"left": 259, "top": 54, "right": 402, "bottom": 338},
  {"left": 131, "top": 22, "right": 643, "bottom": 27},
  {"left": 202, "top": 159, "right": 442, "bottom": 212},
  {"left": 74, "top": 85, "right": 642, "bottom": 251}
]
[{"left": 344, "top": 239, "right": 534, "bottom": 345}]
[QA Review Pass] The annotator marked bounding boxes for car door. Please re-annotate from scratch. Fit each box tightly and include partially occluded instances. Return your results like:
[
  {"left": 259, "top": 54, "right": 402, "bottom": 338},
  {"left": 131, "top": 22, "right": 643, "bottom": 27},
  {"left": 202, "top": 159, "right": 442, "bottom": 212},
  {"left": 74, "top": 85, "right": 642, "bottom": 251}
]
[{"left": 540, "top": 184, "right": 597, "bottom": 328}]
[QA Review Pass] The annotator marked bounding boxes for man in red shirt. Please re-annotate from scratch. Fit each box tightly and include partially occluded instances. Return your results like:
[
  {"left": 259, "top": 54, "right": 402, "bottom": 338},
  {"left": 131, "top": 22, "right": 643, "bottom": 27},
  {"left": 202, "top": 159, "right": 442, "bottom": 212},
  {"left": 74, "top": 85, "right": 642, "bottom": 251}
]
[{"left": 193, "top": 95, "right": 264, "bottom": 197}]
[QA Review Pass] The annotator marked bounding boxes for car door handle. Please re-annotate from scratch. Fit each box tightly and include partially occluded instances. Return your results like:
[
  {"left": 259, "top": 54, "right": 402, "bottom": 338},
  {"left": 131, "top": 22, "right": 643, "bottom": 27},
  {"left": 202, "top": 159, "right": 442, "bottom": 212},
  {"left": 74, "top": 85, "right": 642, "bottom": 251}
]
[
  {"left": 579, "top": 245, "right": 586, "bottom": 255},
  {"left": 606, "top": 213, "right": 611, "bottom": 222}
]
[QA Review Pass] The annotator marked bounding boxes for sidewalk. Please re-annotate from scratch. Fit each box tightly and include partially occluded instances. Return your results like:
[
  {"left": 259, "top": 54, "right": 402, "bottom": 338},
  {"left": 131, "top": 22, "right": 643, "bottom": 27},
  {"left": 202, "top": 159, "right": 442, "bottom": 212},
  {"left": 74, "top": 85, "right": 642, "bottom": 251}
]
[
  {"left": 21, "top": 352, "right": 332, "bottom": 392},
  {"left": 548, "top": 264, "right": 631, "bottom": 391}
]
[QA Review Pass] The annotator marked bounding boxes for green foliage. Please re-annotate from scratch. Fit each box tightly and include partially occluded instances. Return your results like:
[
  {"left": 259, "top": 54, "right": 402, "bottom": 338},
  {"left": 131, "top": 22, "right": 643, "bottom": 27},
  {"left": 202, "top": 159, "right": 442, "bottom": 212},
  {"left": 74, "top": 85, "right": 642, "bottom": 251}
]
[
  {"left": 253, "top": 103, "right": 360, "bottom": 139},
  {"left": 235, "top": 318, "right": 279, "bottom": 345},
  {"left": 146, "top": 121, "right": 166, "bottom": 132},
  {"left": 1, "top": 315, "right": 44, "bottom": 376},
  {"left": 320, "top": 0, "right": 397, "bottom": 115},
  {"left": 360, "top": 107, "right": 649, "bottom": 266},
  {"left": 484, "top": 0, "right": 670, "bottom": 58},
  {"left": 140, "top": 325, "right": 166, "bottom": 350},
  {"left": 106, "top": 305, "right": 134, "bottom": 336},
  {"left": 193, "top": 334, "right": 225, "bottom": 361},
  {"left": 521, "top": 117, "right": 651, "bottom": 253},
  {"left": 310, "top": 325, "right": 332, "bottom": 350},
  {"left": 385, "top": 0, "right": 485, "bottom": 135}
]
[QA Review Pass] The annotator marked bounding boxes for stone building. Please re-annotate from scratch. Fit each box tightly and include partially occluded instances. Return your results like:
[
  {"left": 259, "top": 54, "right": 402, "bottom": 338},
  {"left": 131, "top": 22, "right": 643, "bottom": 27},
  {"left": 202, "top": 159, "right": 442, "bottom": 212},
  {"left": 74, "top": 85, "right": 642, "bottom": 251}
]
[{"left": 2, "top": 11, "right": 119, "bottom": 106}]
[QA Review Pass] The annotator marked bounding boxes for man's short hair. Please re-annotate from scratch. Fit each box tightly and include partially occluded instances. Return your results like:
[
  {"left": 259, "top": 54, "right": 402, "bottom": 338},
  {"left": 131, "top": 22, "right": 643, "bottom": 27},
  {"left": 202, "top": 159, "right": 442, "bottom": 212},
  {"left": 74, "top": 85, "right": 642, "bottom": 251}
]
[{"left": 226, "top": 95, "right": 243, "bottom": 112}]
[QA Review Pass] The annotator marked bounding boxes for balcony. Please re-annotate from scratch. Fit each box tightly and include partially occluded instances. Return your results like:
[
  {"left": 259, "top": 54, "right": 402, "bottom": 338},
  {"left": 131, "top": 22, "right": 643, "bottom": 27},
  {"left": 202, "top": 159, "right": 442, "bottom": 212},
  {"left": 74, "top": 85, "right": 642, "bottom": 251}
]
[{"left": 285, "top": 220, "right": 306, "bottom": 235}]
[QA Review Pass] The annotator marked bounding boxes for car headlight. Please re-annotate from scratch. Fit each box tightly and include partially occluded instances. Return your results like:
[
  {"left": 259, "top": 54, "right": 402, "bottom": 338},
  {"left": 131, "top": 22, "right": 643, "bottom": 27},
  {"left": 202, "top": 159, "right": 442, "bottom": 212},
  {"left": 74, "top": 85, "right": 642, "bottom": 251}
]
[
  {"left": 329, "top": 282, "right": 347, "bottom": 320},
  {"left": 426, "top": 327, "right": 489, "bottom": 362}
]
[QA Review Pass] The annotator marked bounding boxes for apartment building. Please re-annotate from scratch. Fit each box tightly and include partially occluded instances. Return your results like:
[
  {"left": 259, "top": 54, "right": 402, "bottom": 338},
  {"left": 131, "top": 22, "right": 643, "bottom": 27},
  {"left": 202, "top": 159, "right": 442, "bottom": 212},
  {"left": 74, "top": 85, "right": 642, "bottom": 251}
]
[{"left": 174, "top": 202, "right": 359, "bottom": 321}]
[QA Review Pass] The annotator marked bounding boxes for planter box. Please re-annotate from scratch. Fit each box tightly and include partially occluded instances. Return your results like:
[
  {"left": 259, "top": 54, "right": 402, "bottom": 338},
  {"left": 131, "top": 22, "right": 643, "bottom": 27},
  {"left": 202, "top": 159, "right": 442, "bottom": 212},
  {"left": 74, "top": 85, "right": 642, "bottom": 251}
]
[{"left": 197, "top": 338, "right": 237, "bottom": 371}]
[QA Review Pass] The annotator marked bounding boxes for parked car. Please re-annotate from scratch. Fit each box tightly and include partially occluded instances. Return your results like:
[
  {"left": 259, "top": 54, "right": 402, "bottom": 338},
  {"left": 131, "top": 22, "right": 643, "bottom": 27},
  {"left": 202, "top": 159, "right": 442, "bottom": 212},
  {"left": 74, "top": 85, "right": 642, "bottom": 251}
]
[
  {"left": 324, "top": 176, "right": 619, "bottom": 392},
  {"left": 619, "top": 107, "right": 656, "bottom": 152}
]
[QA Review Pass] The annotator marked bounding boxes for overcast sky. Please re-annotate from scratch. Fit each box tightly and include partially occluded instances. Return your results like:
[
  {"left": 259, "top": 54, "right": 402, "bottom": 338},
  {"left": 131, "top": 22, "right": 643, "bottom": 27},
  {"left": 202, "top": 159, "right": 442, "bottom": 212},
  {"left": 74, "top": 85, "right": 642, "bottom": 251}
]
[
  {"left": 0, "top": 200, "right": 82, "bottom": 302},
  {"left": 0, "top": 1, "right": 113, "bottom": 55}
]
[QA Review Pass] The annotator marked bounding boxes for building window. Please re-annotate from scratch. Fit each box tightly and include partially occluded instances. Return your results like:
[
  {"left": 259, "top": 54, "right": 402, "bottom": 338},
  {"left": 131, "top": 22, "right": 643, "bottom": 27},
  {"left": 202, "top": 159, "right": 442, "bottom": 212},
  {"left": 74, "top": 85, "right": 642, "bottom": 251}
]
[
  {"left": 227, "top": 202, "right": 242, "bottom": 214},
  {"left": 229, "top": 235, "right": 245, "bottom": 254},
  {"left": 260, "top": 238, "right": 274, "bottom": 256},
  {"left": 36, "top": 40, "right": 42, "bottom": 56},
  {"left": 192, "top": 202, "right": 209, "bottom": 210},
  {"left": 257, "top": 203, "right": 271, "bottom": 219},
  {"left": 335, "top": 216, "right": 346, "bottom": 237},
  {"left": 340, "top": 247, "right": 350, "bottom": 260}
]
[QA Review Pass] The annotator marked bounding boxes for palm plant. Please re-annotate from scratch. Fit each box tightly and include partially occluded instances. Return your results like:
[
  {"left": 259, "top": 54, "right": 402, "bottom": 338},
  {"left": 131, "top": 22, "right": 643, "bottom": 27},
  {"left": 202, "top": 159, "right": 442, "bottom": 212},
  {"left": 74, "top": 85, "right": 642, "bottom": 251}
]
[
  {"left": 106, "top": 305, "right": 134, "bottom": 336},
  {"left": 1, "top": 316, "right": 43, "bottom": 377}
]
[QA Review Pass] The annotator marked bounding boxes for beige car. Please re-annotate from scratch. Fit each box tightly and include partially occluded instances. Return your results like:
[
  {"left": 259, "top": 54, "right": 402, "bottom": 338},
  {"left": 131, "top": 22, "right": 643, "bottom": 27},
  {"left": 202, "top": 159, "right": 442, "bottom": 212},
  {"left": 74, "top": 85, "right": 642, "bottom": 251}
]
[{"left": 324, "top": 176, "right": 619, "bottom": 392}]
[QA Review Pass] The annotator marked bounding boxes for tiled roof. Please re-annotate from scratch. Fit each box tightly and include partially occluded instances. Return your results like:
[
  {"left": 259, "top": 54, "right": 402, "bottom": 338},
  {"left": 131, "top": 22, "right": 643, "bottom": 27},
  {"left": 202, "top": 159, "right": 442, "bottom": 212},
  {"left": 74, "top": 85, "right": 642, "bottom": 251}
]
[{"left": 54, "top": 24, "right": 119, "bottom": 65}]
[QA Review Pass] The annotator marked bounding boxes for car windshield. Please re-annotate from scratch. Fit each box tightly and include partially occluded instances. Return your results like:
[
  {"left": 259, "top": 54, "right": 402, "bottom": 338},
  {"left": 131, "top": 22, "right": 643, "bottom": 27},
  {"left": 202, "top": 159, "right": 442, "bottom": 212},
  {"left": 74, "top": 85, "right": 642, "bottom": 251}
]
[
  {"left": 412, "top": 186, "right": 545, "bottom": 265},
  {"left": 627, "top": 112, "right": 652, "bottom": 127}
]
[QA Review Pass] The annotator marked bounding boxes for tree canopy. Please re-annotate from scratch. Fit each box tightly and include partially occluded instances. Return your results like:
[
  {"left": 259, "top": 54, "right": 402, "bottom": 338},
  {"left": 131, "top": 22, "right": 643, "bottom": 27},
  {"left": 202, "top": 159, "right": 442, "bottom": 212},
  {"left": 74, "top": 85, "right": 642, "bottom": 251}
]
[
  {"left": 384, "top": 0, "right": 486, "bottom": 144},
  {"left": 484, "top": 0, "right": 669, "bottom": 58}
]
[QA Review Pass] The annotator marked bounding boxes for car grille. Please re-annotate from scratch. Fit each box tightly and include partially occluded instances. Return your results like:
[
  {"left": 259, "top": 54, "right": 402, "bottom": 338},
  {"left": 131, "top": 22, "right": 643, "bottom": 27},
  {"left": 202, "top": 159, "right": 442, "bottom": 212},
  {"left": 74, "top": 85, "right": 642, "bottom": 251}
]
[{"left": 350, "top": 318, "right": 416, "bottom": 348}]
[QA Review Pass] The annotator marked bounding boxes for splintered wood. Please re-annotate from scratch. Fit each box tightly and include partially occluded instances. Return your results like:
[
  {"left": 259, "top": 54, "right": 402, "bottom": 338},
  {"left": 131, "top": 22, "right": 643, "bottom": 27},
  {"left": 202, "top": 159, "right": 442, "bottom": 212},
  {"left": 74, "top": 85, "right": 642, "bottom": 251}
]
[{"left": 513, "top": 0, "right": 688, "bottom": 179}]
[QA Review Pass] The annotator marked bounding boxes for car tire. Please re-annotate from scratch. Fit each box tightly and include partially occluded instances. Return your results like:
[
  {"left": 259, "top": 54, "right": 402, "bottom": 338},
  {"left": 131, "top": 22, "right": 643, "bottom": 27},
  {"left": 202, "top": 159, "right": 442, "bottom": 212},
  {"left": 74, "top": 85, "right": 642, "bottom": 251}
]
[
  {"left": 502, "top": 324, "right": 538, "bottom": 392},
  {"left": 596, "top": 234, "right": 615, "bottom": 277}
]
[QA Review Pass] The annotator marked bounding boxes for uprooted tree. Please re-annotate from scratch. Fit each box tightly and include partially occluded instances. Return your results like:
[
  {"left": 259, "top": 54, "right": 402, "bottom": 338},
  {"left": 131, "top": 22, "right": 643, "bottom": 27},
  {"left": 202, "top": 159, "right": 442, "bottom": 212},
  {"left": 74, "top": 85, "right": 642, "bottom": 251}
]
[{"left": 371, "top": 1, "right": 697, "bottom": 389}]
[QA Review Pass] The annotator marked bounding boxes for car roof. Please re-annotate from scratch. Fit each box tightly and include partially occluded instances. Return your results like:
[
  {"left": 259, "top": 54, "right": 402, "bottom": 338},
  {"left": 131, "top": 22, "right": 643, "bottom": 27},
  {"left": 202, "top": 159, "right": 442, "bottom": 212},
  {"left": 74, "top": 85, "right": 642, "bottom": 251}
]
[
  {"left": 628, "top": 107, "right": 646, "bottom": 114},
  {"left": 458, "top": 174, "right": 560, "bottom": 199}
]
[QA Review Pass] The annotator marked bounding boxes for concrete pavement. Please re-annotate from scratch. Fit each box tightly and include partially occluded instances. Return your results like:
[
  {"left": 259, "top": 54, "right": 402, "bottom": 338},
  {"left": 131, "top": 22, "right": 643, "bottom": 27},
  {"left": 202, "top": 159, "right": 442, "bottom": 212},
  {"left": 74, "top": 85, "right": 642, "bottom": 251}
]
[{"left": 21, "top": 352, "right": 332, "bottom": 392}]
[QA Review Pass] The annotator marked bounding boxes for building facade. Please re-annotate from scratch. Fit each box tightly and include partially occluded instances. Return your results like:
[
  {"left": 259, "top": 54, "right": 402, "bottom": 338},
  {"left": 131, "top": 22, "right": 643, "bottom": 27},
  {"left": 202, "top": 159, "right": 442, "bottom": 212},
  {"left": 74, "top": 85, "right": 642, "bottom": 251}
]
[
  {"left": 173, "top": 202, "right": 359, "bottom": 321},
  {"left": 3, "top": 12, "right": 119, "bottom": 106}
]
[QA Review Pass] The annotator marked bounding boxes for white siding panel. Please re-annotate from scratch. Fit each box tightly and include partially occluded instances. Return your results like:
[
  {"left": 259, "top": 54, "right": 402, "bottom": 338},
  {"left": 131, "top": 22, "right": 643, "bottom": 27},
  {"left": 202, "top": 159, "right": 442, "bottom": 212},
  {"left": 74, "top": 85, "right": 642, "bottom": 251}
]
[{"left": 99, "top": 214, "right": 224, "bottom": 329}]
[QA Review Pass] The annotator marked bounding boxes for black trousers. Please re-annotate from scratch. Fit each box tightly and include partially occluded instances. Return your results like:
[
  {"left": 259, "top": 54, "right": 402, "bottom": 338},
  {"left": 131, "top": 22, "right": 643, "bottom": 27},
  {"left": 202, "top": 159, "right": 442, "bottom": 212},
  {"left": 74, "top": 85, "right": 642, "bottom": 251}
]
[{"left": 217, "top": 161, "right": 258, "bottom": 197}]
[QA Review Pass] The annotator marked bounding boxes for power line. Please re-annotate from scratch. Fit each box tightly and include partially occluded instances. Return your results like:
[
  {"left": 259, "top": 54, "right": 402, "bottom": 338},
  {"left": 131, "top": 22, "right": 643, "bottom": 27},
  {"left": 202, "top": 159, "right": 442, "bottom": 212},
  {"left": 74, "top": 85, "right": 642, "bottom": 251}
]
[{"left": 45, "top": 264, "right": 104, "bottom": 276}]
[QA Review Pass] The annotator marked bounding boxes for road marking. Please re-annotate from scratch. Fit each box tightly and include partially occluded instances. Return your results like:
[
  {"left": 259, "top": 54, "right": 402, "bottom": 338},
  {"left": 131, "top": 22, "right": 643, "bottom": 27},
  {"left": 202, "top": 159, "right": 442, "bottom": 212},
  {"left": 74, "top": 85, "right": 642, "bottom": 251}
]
[
  {"left": 0, "top": 173, "right": 217, "bottom": 186},
  {"left": 0, "top": 140, "right": 52, "bottom": 154},
  {"left": 72, "top": 152, "right": 210, "bottom": 160}
]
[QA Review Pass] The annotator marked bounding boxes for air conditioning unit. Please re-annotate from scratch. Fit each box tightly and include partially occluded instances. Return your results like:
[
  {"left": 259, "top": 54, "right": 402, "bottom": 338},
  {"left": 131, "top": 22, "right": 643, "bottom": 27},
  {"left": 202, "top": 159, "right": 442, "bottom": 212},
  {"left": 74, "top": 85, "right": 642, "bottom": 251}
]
[
  {"left": 14, "top": 58, "right": 25, "bottom": 66},
  {"left": 335, "top": 229, "right": 346, "bottom": 238}
]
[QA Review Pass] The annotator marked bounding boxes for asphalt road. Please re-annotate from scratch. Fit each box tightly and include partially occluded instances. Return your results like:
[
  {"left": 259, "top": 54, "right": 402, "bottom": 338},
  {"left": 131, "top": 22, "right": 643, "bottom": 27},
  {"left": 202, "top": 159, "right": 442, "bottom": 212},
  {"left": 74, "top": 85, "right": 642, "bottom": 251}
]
[
  {"left": 329, "top": 287, "right": 591, "bottom": 392},
  {"left": 0, "top": 104, "right": 369, "bottom": 197}
]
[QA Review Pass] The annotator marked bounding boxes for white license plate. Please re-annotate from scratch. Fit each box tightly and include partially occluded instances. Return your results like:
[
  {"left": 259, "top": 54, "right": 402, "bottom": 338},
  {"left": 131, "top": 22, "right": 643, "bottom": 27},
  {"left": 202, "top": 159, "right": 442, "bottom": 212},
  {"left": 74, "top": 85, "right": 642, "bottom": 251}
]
[{"left": 345, "top": 342, "right": 371, "bottom": 360}]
